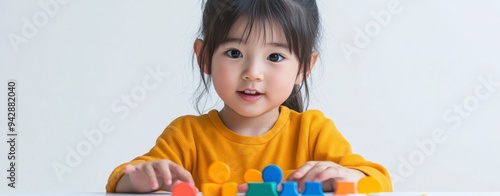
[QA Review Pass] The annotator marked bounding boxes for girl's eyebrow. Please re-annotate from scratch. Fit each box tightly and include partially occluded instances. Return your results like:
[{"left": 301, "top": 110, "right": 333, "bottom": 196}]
[{"left": 221, "top": 37, "right": 289, "bottom": 49}]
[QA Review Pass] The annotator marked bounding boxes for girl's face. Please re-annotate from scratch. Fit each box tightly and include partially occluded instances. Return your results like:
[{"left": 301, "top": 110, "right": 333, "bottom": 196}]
[{"left": 211, "top": 18, "right": 301, "bottom": 117}]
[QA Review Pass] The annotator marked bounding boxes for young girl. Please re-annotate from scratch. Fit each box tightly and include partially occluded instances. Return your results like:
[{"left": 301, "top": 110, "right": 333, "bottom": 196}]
[{"left": 106, "top": 0, "right": 392, "bottom": 193}]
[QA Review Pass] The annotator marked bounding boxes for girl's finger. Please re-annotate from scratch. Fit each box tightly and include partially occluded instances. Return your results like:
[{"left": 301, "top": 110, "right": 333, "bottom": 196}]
[
  {"left": 169, "top": 162, "right": 195, "bottom": 184},
  {"left": 293, "top": 161, "right": 317, "bottom": 179},
  {"left": 237, "top": 183, "right": 248, "bottom": 193},
  {"left": 316, "top": 166, "right": 342, "bottom": 192},
  {"left": 316, "top": 166, "right": 346, "bottom": 182},
  {"left": 153, "top": 161, "right": 173, "bottom": 186},
  {"left": 321, "top": 178, "right": 335, "bottom": 192},
  {"left": 141, "top": 163, "right": 160, "bottom": 190},
  {"left": 276, "top": 182, "right": 283, "bottom": 192},
  {"left": 296, "top": 164, "right": 326, "bottom": 192},
  {"left": 309, "top": 166, "right": 345, "bottom": 192},
  {"left": 123, "top": 164, "right": 136, "bottom": 174},
  {"left": 286, "top": 174, "right": 296, "bottom": 181}
]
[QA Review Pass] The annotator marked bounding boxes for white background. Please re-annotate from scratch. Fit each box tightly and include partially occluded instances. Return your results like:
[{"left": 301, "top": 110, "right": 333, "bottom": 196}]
[{"left": 1, "top": 0, "right": 500, "bottom": 193}]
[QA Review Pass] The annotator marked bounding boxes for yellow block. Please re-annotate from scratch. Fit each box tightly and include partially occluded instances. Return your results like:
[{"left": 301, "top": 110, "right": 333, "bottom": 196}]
[
  {"left": 208, "top": 161, "right": 231, "bottom": 184},
  {"left": 244, "top": 169, "right": 263, "bottom": 183},
  {"left": 202, "top": 183, "right": 221, "bottom": 196},
  {"left": 357, "top": 176, "right": 382, "bottom": 194},
  {"left": 222, "top": 182, "right": 238, "bottom": 196}
]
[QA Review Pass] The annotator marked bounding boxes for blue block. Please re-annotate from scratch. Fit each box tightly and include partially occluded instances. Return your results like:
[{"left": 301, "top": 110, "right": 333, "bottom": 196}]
[
  {"left": 262, "top": 164, "right": 283, "bottom": 184},
  {"left": 302, "top": 182, "right": 324, "bottom": 196},
  {"left": 279, "top": 182, "right": 299, "bottom": 196}
]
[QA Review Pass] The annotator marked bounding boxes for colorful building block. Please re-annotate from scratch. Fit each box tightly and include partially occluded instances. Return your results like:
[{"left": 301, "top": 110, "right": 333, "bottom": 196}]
[
  {"left": 302, "top": 181, "right": 324, "bottom": 196},
  {"left": 357, "top": 176, "right": 382, "bottom": 194},
  {"left": 279, "top": 181, "right": 299, "bottom": 196},
  {"left": 246, "top": 182, "right": 278, "bottom": 196},
  {"left": 244, "top": 169, "right": 263, "bottom": 183},
  {"left": 262, "top": 164, "right": 283, "bottom": 184},
  {"left": 172, "top": 182, "right": 197, "bottom": 196},
  {"left": 222, "top": 182, "right": 237, "bottom": 196},
  {"left": 202, "top": 182, "right": 221, "bottom": 196},
  {"left": 334, "top": 181, "right": 355, "bottom": 195},
  {"left": 208, "top": 161, "right": 231, "bottom": 184}
]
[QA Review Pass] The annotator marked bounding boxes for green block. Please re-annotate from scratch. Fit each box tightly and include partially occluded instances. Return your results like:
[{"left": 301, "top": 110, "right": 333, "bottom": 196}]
[{"left": 246, "top": 182, "right": 278, "bottom": 196}]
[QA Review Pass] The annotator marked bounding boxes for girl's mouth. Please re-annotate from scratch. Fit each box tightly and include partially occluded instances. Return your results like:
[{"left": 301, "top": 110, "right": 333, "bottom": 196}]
[
  {"left": 240, "top": 90, "right": 261, "bottom": 95},
  {"left": 237, "top": 90, "right": 263, "bottom": 102}
]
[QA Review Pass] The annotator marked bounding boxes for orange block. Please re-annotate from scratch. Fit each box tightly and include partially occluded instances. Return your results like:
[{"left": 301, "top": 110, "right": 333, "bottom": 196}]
[
  {"left": 208, "top": 161, "right": 231, "bottom": 184},
  {"left": 244, "top": 169, "right": 263, "bottom": 183},
  {"left": 222, "top": 182, "right": 238, "bottom": 196},
  {"left": 172, "top": 182, "right": 197, "bottom": 196},
  {"left": 357, "top": 176, "right": 382, "bottom": 194},
  {"left": 202, "top": 183, "right": 221, "bottom": 196},
  {"left": 335, "top": 181, "right": 355, "bottom": 195}
]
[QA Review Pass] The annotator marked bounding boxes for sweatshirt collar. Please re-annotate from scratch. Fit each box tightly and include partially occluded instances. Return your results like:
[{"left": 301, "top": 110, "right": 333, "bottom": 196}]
[{"left": 207, "top": 106, "right": 290, "bottom": 145}]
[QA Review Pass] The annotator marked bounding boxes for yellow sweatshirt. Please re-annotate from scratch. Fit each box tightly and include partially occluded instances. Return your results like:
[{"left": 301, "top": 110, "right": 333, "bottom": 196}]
[{"left": 106, "top": 106, "right": 392, "bottom": 192}]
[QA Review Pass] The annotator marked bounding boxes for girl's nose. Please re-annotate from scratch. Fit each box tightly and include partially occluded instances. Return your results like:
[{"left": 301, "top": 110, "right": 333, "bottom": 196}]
[{"left": 242, "top": 59, "right": 264, "bottom": 81}]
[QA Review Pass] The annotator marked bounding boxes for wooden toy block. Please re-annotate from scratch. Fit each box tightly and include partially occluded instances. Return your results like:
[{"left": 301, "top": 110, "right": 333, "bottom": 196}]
[
  {"left": 302, "top": 181, "right": 324, "bottom": 196},
  {"left": 222, "top": 182, "right": 238, "bottom": 196},
  {"left": 172, "top": 182, "right": 197, "bottom": 196},
  {"left": 262, "top": 164, "right": 283, "bottom": 184},
  {"left": 244, "top": 169, "right": 263, "bottom": 183},
  {"left": 202, "top": 182, "right": 221, "bottom": 196},
  {"left": 357, "top": 176, "right": 382, "bottom": 194},
  {"left": 279, "top": 181, "right": 299, "bottom": 196},
  {"left": 208, "top": 161, "right": 231, "bottom": 184},
  {"left": 246, "top": 182, "right": 278, "bottom": 196},
  {"left": 334, "top": 181, "right": 355, "bottom": 195}
]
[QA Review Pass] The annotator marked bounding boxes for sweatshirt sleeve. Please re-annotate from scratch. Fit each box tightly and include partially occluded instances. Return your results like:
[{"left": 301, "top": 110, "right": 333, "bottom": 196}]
[
  {"left": 310, "top": 117, "right": 393, "bottom": 192},
  {"left": 106, "top": 118, "right": 195, "bottom": 192}
]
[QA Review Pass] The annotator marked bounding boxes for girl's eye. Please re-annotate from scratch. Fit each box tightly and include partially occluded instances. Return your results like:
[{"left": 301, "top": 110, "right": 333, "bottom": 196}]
[
  {"left": 267, "top": 53, "right": 284, "bottom": 62},
  {"left": 225, "top": 50, "right": 243, "bottom": 58}
]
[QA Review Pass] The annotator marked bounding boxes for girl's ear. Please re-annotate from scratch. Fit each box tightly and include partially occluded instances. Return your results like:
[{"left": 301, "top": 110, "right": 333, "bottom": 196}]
[
  {"left": 295, "top": 51, "right": 319, "bottom": 84},
  {"left": 194, "top": 39, "right": 209, "bottom": 74}
]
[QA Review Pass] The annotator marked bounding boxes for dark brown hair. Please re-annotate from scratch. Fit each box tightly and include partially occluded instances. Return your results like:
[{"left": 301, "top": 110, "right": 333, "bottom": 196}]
[{"left": 195, "top": 0, "right": 320, "bottom": 113}]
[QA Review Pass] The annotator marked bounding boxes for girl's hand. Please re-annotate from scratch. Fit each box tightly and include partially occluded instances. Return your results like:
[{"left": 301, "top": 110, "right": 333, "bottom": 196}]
[
  {"left": 286, "top": 161, "right": 366, "bottom": 192},
  {"left": 120, "top": 160, "right": 195, "bottom": 192}
]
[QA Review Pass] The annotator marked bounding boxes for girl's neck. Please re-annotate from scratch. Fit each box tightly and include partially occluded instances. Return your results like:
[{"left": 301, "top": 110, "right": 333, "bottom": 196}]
[{"left": 218, "top": 105, "right": 280, "bottom": 136}]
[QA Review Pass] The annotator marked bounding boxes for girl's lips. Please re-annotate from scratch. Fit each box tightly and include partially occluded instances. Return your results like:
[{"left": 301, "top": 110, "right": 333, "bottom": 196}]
[{"left": 238, "top": 91, "right": 263, "bottom": 102}]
